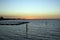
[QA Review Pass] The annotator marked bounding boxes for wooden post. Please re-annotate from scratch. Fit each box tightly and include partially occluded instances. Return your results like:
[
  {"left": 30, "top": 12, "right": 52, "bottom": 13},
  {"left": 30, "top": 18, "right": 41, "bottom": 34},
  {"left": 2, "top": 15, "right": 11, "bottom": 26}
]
[
  {"left": 45, "top": 20, "right": 47, "bottom": 25},
  {"left": 26, "top": 23, "right": 28, "bottom": 38}
]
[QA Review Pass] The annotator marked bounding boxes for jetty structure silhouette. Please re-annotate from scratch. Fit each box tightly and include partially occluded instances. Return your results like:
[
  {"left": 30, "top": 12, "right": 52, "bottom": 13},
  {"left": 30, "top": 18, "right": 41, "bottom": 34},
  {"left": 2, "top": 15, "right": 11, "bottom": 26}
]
[{"left": 0, "top": 16, "right": 30, "bottom": 38}]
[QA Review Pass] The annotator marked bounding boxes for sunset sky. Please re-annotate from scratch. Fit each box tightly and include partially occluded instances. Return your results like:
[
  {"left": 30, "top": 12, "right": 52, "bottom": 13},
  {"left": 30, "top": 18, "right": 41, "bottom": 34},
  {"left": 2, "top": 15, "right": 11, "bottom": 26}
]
[{"left": 0, "top": 0, "right": 60, "bottom": 19}]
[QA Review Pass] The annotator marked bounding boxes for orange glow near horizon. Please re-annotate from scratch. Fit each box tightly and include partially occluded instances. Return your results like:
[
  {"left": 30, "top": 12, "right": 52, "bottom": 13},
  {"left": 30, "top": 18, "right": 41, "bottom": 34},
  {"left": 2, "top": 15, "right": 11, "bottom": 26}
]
[
  {"left": 20, "top": 14, "right": 60, "bottom": 19},
  {"left": 22, "top": 16, "right": 37, "bottom": 19},
  {"left": 0, "top": 12, "right": 60, "bottom": 19},
  {"left": 0, "top": 15, "right": 60, "bottom": 19}
]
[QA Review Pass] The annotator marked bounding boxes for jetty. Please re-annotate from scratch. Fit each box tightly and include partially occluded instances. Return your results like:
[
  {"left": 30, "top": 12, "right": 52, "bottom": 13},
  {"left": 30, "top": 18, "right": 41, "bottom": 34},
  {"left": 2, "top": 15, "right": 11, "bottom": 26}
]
[
  {"left": 0, "top": 22, "right": 29, "bottom": 25},
  {"left": 0, "top": 21, "right": 30, "bottom": 38}
]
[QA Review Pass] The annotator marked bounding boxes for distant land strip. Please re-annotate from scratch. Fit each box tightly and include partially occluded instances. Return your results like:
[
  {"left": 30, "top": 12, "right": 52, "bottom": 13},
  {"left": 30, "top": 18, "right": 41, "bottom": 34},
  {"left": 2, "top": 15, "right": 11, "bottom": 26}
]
[{"left": 0, "top": 16, "right": 60, "bottom": 20}]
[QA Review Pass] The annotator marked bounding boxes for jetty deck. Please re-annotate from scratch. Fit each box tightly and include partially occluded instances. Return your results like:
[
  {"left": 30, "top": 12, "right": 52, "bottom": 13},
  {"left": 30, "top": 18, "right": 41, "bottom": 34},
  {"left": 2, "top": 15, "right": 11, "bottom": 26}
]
[{"left": 0, "top": 22, "right": 29, "bottom": 25}]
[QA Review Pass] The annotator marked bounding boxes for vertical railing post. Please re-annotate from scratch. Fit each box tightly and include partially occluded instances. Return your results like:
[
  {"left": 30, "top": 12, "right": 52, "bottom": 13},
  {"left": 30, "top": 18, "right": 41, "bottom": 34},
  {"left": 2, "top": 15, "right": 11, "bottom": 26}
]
[{"left": 26, "top": 23, "right": 28, "bottom": 38}]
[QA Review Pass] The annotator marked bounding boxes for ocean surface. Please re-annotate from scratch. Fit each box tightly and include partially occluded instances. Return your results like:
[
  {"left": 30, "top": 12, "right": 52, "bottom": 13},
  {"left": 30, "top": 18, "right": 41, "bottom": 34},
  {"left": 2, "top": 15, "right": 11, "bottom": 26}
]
[{"left": 0, "top": 20, "right": 60, "bottom": 40}]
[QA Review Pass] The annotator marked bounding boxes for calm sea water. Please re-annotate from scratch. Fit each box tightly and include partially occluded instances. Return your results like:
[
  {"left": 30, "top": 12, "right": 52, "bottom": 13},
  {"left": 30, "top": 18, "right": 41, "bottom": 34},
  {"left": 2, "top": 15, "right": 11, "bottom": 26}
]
[{"left": 0, "top": 20, "right": 60, "bottom": 40}]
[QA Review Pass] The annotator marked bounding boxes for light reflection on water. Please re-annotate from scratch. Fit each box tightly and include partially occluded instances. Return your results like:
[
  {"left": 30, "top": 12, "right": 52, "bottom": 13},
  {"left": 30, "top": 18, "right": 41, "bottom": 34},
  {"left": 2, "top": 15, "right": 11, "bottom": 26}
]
[{"left": 0, "top": 20, "right": 60, "bottom": 40}]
